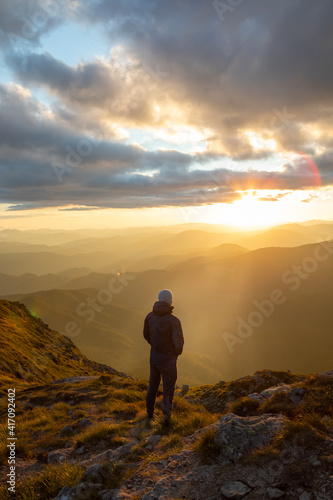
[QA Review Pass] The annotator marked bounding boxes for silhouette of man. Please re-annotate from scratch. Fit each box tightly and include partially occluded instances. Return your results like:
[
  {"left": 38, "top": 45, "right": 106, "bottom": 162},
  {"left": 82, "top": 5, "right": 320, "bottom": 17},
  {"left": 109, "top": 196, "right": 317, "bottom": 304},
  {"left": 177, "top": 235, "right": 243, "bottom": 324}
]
[{"left": 143, "top": 289, "right": 184, "bottom": 426}]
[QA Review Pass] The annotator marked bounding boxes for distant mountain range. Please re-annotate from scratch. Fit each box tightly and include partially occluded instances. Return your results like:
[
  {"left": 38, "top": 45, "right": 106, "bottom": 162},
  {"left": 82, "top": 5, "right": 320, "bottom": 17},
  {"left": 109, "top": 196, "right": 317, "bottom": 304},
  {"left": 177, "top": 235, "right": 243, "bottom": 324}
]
[{"left": 3, "top": 227, "right": 332, "bottom": 383}]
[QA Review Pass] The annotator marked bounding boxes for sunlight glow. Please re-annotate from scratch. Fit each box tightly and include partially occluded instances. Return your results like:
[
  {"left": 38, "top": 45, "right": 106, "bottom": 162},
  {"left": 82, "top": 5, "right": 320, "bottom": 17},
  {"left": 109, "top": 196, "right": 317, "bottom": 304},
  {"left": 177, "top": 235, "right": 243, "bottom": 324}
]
[
  {"left": 243, "top": 131, "right": 277, "bottom": 153},
  {"left": 197, "top": 188, "right": 330, "bottom": 229}
]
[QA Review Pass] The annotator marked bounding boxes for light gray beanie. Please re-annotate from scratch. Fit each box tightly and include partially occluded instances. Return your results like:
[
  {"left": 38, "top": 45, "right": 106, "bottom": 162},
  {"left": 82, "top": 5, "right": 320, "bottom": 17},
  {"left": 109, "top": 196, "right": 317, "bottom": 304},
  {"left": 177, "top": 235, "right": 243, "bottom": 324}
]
[{"left": 158, "top": 289, "right": 173, "bottom": 305}]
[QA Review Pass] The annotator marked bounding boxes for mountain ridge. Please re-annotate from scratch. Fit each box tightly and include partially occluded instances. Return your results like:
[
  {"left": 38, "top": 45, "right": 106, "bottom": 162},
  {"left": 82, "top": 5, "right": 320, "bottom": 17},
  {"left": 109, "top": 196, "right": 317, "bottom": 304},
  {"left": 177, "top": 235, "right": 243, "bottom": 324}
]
[{"left": 0, "top": 300, "right": 123, "bottom": 386}]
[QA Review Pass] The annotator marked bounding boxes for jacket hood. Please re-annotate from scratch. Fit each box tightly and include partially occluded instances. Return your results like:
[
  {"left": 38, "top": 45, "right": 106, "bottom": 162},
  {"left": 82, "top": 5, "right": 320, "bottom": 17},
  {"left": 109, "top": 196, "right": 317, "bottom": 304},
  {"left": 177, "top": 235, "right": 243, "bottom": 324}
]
[{"left": 153, "top": 300, "right": 173, "bottom": 316}]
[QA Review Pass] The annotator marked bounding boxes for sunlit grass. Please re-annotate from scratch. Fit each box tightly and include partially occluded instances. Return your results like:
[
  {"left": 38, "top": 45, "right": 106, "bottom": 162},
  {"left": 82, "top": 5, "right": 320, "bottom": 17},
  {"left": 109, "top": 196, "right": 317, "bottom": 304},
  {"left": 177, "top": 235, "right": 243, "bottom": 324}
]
[
  {"left": 0, "top": 462, "right": 83, "bottom": 500},
  {"left": 193, "top": 427, "right": 221, "bottom": 464},
  {"left": 74, "top": 421, "right": 129, "bottom": 448}
]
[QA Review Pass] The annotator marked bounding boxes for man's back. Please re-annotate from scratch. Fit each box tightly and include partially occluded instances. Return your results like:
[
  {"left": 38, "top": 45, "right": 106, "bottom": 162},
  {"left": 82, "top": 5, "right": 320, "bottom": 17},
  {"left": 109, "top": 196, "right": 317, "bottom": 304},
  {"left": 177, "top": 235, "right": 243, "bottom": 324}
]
[
  {"left": 144, "top": 300, "right": 184, "bottom": 361},
  {"left": 143, "top": 289, "right": 184, "bottom": 426}
]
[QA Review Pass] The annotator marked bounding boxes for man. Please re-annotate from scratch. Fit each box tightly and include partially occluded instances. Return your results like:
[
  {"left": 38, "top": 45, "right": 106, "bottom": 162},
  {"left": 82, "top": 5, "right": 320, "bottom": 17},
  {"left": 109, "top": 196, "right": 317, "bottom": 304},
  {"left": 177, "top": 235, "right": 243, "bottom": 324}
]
[{"left": 143, "top": 289, "right": 184, "bottom": 427}]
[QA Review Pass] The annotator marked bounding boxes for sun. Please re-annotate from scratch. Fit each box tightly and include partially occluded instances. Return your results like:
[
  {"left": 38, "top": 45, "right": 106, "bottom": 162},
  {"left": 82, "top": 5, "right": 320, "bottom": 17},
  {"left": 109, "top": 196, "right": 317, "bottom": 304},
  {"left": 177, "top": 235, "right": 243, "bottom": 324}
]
[
  {"left": 226, "top": 191, "right": 283, "bottom": 229},
  {"left": 200, "top": 190, "right": 293, "bottom": 229}
]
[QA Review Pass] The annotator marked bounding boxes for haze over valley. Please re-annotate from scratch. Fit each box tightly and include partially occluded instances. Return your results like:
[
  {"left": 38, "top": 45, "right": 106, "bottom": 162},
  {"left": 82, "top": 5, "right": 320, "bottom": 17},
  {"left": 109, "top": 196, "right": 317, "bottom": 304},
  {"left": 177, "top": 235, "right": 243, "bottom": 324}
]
[{"left": 1, "top": 221, "right": 332, "bottom": 385}]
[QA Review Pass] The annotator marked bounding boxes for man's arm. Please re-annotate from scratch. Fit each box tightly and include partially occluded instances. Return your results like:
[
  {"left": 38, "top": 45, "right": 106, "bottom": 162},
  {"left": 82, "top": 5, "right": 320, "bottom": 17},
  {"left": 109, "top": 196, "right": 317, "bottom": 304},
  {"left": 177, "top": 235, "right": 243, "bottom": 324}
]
[
  {"left": 170, "top": 316, "right": 184, "bottom": 356},
  {"left": 143, "top": 314, "right": 151, "bottom": 344}
]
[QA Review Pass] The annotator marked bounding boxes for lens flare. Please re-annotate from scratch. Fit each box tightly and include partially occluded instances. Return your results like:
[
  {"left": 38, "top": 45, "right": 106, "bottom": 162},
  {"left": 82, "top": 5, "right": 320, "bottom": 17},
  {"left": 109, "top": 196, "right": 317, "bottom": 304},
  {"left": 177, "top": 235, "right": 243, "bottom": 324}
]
[{"left": 295, "top": 153, "right": 321, "bottom": 188}]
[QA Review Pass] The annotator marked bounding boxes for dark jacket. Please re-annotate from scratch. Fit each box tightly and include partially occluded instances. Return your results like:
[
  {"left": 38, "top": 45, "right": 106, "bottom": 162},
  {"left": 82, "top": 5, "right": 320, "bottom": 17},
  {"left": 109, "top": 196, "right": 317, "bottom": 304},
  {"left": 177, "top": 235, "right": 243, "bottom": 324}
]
[{"left": 143, "top": 301, "right": 184, "bottom": 364}]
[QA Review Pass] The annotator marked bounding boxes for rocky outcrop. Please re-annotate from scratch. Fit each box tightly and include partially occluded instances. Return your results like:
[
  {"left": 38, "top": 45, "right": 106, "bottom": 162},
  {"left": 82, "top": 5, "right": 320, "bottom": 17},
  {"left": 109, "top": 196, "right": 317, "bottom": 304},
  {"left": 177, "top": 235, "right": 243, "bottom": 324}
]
[
  {"left": 80, "top": 441, "right": 138, "bottom": 470},
  {"left": 214, "top": 413, "right": 287, "bottom": 463},
  {"left": 220, "top": 480, "right": 252, "bottom": 498},
  {"left": 186, "top": 369, "right": 304, "bottom": 413}
]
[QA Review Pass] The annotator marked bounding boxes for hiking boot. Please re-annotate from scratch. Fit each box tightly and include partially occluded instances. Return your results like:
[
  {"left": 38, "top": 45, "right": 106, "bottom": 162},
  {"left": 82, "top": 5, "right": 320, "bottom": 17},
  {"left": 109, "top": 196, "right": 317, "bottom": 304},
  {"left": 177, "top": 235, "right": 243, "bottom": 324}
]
[
  {"left": 162, "top": 416, "right": 171, "bottom": 428},
  {"left": 145, "top": 415, "right": 155, "bottom": 428}
]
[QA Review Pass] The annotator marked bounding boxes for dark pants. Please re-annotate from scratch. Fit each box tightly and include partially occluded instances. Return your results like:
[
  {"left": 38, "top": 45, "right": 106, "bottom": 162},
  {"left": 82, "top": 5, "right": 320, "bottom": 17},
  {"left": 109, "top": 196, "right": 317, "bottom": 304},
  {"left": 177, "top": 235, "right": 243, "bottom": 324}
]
[{"left": 146, "top": 360, "right": 177, "bottom": 418}]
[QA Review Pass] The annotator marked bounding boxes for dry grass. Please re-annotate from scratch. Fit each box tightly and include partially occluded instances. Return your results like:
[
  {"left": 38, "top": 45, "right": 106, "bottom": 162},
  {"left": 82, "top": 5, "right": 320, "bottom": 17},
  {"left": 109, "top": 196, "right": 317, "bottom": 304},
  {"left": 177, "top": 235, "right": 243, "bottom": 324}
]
[{"left": 0, "top": 462, "right": 83, "bottom": 500}]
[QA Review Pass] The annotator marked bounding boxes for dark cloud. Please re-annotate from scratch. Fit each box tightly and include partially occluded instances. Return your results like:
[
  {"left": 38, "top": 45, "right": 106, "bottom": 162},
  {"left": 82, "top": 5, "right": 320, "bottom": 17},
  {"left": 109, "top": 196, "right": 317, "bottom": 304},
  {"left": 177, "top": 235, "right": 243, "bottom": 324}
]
[
  {"left": 0, "top": 81, "right": 331, "bottom": 211},
  {"left": 7, "top": 0, "right": 333, "bottom": 158},
  {"left": 1, "top": 0, "right": 333, "bottom": 211},
  {"left": 9, "top": 52, "right": 120, "bottom": 107},
  {"left": 0, "top": 0, "right": 71, "bottom": 49}
]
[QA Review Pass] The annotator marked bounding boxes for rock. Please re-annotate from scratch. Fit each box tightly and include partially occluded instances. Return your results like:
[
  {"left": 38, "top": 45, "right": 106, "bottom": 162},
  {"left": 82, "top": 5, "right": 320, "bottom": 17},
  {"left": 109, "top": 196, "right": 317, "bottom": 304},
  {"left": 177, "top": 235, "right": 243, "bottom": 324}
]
[
  {"left": 60, "top": 424, "right": 73, "bottom": 435},
  {"left": 214, "top": 413, "right": 286, "bottom": 463},
  {"left": 142, "top": 476, "right": 180, "bottom": 499},
  {"left": 182, "top": 384, "right": 190, "bottom": 395},
  {"left": 99, "top": 490, "right": 116, "bottom": 500},
  {"left": 184, "top": 420, "right": 220, "bottom": 444},
  {"left": 247, "top": 392, "right": 265, "bottom": 402},
  {"left": 82, "top": 441, "right": 138, "bottom": 467},
  {"left": 113, "top": 492, "right": 137, "bottom": 500},
  {"left": 74, "top": 446, "right": 85, "bottom": 455},
  {"left": 145, "top": 434, "right": 162, "bottom": 445},
  {"left": 267, "top": 486, "right": 285, "bottom": 498},
  {"left": 75, "top": 418, "right": 93, "bottom": 429},
  {"left": 260, "top": 384, "right": 291, "bottom": 399},
  {"left": 299, "top": 492, "right": 311, "bottom": 500},
  {"left": 310, "top": 458, "right": 321, "bottom": 466},
  {"left": 81, "top": 463, "right": 108, "bottom": 485},
  {"left": 287, "top": 387, "right": 305, "bottom": 405},
  {"left": 220, "top": 480, "right": 252, "bottom": 498},
  {"left": 55, "top": 486, "right": 71, "bottom": 499},
  {"left": 47, "top": 449, "right": 69, "bottom": 464},
  {"left": 54, "top": 482, "right": 104, "bottom": 500}
]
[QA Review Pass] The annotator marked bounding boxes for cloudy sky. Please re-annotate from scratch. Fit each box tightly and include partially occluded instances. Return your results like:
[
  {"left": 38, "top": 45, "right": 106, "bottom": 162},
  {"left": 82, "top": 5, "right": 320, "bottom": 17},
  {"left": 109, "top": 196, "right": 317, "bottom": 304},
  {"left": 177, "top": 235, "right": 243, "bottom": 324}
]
[{"left": 0, "top": 0, "right": 332, "bottom": 229}]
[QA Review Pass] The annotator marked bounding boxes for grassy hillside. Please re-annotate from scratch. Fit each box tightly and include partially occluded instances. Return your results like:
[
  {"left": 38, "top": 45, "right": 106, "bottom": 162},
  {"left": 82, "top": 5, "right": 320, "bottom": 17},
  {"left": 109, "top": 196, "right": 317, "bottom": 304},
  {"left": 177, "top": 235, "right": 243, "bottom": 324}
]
[{"left": 0, "top": 300, "right": 120, "bottom": 387}]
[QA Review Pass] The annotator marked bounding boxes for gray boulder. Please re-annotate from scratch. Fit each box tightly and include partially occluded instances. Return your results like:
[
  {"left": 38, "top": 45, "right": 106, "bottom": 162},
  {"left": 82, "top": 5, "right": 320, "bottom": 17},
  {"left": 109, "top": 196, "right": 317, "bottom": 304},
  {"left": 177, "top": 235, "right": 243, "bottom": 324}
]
[
  {"left": 55, "top": 486, "right": 71, "bottom": 499},
  {"left": 54, "top": 482, "right": 104, "bottom": 499},
  {"left": 260, "top": 385, "right": 291, "bottom": 399},
  {"left": 287, "top": 387, "right": 305, "bottom": 405},
  {"left": 214, "top": 413, "right": 287, "bottom": 463},
  {"left": 47, "top": 448, "right": 69, "bottom": 464},
  {"left": 81, "top": 463, "right": 108, "bottom": 485},
  {"left": 267, "top": 486, "right": 285, "bottom": 498},
  {"left": 221, "top": 481, "right": 252, "bottom": 498},
  {"left": 145, "top": 434, "right": 162, "bottom": 445},
  {"left": 60, "top": 425, "right": 73, "bottom": 435},
  {"left": 247, "top": 392, "right": 265, "bottom": 402},
  {"left": 80, "top": 440, "right": 137, "bottom": 469},
  {"left": 75, "top": 418, "right": 93, "bottom": 430},
  {"left": 74, "top": 446, "right": 85, "bottom": 455},
  {"left": 99, "top": 490, "right": 116, "bottom": 500}
]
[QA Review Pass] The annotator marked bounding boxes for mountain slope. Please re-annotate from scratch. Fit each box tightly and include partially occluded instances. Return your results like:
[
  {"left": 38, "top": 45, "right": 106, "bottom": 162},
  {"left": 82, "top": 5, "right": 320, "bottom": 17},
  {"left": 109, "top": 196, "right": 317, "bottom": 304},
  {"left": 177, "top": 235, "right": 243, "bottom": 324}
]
[{"left": 0, "top": 300, "right": 120, "bottom": 386}]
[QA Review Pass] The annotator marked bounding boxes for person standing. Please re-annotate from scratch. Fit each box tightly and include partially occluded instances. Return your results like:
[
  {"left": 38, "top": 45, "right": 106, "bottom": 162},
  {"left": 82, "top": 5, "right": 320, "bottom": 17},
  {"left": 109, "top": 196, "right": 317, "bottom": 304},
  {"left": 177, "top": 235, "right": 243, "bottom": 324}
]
[{"left": 143, "top": 289, "right": 184, "bottom": 427}]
